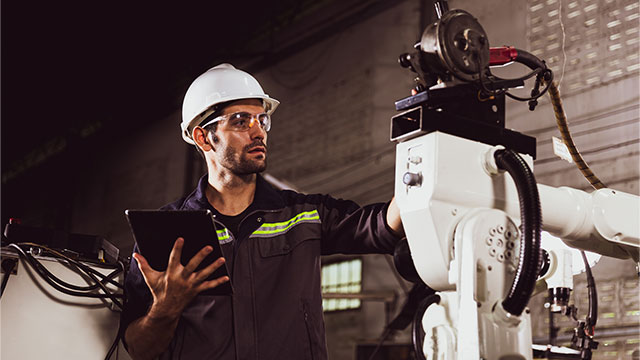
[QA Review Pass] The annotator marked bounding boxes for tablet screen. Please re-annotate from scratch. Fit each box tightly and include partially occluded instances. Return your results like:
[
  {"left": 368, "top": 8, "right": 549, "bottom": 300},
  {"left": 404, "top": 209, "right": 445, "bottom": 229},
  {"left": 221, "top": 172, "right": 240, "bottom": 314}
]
[{"left": 125, "top": 209, "right": 232, "bottom": 296}]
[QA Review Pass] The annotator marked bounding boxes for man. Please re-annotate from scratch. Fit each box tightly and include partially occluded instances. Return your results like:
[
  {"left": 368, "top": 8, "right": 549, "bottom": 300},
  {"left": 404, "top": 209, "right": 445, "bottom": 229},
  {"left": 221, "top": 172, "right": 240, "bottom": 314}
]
[{"left": 121, "top": 63, "right": 404, "bottom": 360}]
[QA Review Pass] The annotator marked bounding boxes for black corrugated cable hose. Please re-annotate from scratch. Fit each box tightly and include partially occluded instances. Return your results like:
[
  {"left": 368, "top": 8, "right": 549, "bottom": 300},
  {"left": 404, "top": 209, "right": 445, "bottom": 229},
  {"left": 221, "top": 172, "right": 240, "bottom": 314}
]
[{"left": 494, "top": 149, "right": 543, "bottom": 316}]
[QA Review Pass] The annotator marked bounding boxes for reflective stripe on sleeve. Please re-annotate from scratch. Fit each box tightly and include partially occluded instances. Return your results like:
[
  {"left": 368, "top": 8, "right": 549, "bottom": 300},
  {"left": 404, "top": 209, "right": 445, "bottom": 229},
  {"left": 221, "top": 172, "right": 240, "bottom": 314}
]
[{"left": 250, "top": 210, "right": 321, "bottom": 238}]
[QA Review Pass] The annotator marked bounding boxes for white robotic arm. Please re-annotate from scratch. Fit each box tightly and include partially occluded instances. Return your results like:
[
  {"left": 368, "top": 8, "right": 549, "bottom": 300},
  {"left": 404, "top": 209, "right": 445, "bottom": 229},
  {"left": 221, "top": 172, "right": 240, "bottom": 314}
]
[
  {"left": 394, "top": 132, "right": 639, "bottom": 360},
  {"left": 396, "top": 132, "right": 639, "bottom": 293},
  {"left": 390, "top": 3, "right": 638, "bottom": 359}
]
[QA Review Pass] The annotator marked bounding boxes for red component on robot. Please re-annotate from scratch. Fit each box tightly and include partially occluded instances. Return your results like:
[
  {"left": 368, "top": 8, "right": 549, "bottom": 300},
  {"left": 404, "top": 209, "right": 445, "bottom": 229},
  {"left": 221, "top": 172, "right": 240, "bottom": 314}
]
[{"left": 489, "top": 46, "right": 518, "bottom": 66}]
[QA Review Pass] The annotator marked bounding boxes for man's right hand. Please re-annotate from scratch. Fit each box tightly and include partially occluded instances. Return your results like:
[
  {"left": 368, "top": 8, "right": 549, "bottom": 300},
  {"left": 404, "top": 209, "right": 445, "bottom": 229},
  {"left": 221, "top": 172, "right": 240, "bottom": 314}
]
[
  {"left": 133, "top": 237, "right": 229, "bottom": 318},
  {"left": 126, "top": 238, "right": 229, "bottom": 360}
]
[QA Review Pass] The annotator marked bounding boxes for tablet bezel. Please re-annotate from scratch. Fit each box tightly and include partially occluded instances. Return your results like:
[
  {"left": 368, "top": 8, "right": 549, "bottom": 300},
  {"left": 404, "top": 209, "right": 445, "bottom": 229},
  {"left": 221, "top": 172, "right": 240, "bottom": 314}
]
[{"left": 124, "top": 209, "right": 232, "bottom": 296}]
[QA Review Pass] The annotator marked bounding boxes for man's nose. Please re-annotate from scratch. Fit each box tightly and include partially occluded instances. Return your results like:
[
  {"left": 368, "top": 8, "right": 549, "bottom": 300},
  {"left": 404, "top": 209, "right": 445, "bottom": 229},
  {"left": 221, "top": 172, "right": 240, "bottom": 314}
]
[{"left": 248, "top": 121, "right": 266, "bottom": 139}]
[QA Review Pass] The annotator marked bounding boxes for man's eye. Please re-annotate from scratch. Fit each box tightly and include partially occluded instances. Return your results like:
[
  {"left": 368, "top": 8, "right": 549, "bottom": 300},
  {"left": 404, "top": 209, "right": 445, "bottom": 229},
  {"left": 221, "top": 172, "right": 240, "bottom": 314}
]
[{"left": 230, "top": 113, "right": 251, "bottom": 126}]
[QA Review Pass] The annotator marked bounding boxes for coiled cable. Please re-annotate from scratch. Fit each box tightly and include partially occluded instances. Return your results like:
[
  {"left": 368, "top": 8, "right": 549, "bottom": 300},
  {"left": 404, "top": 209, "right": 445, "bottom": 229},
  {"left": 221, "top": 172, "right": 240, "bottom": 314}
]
[
  {"left": 546, "top": 80, "right": 599, "bottom": 336},
  {"left": 547, "top": 82, "right": 606, "bottom": 189}
]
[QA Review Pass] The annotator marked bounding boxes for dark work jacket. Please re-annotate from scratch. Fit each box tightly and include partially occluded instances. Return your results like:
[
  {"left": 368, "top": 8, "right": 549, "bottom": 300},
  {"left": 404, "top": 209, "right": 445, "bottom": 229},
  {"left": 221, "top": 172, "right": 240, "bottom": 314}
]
[{"left": 120, "top": 174, "right": 401, "bottom": 360}]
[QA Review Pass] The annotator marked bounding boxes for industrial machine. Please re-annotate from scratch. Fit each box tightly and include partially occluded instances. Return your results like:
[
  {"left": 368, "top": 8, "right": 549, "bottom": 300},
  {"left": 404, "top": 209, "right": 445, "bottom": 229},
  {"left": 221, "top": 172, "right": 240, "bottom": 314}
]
[
  {"left": 390, "top": 2, "right": 639, "bottom": 359},
  {"left": 0, "top": 223, "right": 130, "bottom": 360}
]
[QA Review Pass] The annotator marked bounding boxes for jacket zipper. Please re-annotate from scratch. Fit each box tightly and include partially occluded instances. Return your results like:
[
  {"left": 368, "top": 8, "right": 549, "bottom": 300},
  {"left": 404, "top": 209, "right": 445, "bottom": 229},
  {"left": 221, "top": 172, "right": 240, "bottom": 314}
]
[{"left": 220, "top": 208, "right": 280, "bottom": 360}]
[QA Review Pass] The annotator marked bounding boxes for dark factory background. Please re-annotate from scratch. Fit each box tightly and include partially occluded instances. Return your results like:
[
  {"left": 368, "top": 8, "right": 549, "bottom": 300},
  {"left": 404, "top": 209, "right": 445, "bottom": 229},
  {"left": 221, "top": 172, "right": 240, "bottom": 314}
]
[{"left": 2, "top": 0, "right": 638, "bottom": 359}]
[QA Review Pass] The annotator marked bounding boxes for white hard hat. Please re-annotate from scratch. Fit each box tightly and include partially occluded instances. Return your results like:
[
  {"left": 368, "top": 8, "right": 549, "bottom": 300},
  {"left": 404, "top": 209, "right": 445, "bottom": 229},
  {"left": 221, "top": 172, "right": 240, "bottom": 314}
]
[{"left": 181, "top": 63, "right": 280, "bottom": 144}]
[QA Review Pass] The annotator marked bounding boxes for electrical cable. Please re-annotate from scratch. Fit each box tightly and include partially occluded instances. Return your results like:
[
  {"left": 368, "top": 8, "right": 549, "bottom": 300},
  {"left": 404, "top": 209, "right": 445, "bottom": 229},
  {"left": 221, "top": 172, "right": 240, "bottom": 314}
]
[
  {"left": 475, "top": 49, "right": 547, "bottom": 99},
  {"left": 383, "top": 254, "right": 409, "bottom": 294},
  {"left": 494, "top": 149, "right": 543, "bottom": 316},
  {"left": 81, "top": 260, "right": 125, "bottom": 289},
  {"left": 514, "top": 49, "right": 546, "bottom": 70},
  {"left": 0, "top": 272, "right": 9, "bottom": 298},
  {"left": 556, "top": 0, "right": 567, "bottom": 90},
  {"left": 476, "top": 56, "right": 506, "bottom": 96},
  {"left": 546, "top": 79, "right": 601, "bottom": 359},
  {"left": 3, "top": 243, "right": 126, "bottom": 360},
  {"left": 6, "top": 243, "right": 124, "bottom": 309},
  {"left": 0, "top": 258, "right": 18, "bottom": 298},
  {"left": 547, "top": 82, "right": 606, "bottom": 189},
  {"left": 18, "top": 242, "right": 123, "bottom": 297},
  {"left": 32, "top": 257, "right": 123, "bottom": 292},
  {"left": 366, "top": 327, "right": 393, "bottom": 360},
  {"left": 10, "top": 244, "right": 123, "bottom": 303},
  {"left": 368, "top": 283, "right": 437, "bottom": 360},
  {"left": 504, "top": 70, "right": 553, "bottom": 102},
  {"left": 104, "top": 331, "right": 120, "bottom": 360},
  {"left": 480, "top": 47, "right": 554, "bottom": 103},
  {"left": 412, "top": 294, "right": 441, "bottom": 360},
  {"left": 495, "top": 66, "right": 545, "bottom": 83},
  {"left": 581, "top": 251, "right": 598, "bottom": 336}
]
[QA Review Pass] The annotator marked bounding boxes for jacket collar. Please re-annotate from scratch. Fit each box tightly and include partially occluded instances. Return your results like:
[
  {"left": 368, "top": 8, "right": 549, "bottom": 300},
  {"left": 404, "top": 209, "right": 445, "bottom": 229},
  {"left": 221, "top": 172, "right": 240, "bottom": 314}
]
[{"left": 186, "top": 173, "right": 285, "bottom": 212}]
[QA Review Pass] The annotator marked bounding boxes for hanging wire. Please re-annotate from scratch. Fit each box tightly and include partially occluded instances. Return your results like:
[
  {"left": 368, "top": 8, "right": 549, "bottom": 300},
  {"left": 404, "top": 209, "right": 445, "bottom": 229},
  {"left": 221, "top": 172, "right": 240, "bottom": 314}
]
[{"left": 557, "top": 0, "right": 567, "bottom": 91}]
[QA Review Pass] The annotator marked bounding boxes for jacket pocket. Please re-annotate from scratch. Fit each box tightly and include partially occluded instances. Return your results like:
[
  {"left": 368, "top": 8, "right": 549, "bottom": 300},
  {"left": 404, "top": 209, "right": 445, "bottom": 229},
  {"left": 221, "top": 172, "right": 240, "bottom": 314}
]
[
  {"left": 302, "top": 300, "right": 321, "bottom": 360},
  {"left": 256, "top": 223, "right": 321, "bottom": 257}
]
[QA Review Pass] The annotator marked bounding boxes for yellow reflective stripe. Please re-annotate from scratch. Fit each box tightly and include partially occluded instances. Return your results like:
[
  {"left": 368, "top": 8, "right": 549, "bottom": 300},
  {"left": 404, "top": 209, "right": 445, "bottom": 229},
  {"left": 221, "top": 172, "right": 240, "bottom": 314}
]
[
  {"left": 216, "top": 228, "right": 233, "bottom": 244},
  {"left": 252, "top": 210, "right": 320, "bottom": 235},
  {"left": 217, "top": 229, "right": 230, "bottom": 240}
]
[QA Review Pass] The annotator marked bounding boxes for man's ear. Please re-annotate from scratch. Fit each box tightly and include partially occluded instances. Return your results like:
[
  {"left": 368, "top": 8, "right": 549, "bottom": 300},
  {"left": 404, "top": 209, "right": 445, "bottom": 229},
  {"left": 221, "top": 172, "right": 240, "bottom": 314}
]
[{"left": 193, "top": 127, "right": 214, "bottom": 152}]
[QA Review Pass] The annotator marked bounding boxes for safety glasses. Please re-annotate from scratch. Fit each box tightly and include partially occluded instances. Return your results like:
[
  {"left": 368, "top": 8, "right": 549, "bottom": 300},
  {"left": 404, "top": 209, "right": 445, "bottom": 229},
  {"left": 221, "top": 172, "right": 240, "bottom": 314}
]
[{"left": 199, "top": 112, "right": 271, "bottom": 132}]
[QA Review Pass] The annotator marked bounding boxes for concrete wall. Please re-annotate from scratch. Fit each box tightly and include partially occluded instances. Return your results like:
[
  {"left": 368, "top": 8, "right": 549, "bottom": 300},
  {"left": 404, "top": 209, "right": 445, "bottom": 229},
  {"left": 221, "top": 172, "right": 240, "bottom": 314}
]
[{"left": 70, "top": 111, "right": 190, "bottom": 256}]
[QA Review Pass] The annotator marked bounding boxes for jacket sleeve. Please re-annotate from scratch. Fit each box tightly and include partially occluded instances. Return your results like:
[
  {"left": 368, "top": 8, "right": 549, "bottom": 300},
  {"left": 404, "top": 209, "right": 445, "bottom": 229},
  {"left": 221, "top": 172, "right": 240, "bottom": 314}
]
[
  {"left": 118, "top": 245, "right": 153, "bottom": 349},
  {"left": 317, "top": 195, "right": 402, "bottom": 255}
]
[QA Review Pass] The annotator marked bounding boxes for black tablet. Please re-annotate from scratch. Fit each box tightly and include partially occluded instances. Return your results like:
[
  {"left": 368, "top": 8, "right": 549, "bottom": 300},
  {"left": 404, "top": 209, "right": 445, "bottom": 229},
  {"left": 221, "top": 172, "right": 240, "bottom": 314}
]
[{"left": 124, "top": 209, "right": 232, "bottom": 296}]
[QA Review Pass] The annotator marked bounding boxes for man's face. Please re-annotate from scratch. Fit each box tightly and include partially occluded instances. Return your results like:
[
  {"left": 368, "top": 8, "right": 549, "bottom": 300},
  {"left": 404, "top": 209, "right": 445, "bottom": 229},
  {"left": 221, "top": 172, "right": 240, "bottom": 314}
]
[{"left": 209, "top": 99, "right": 268, "bottom": 175}]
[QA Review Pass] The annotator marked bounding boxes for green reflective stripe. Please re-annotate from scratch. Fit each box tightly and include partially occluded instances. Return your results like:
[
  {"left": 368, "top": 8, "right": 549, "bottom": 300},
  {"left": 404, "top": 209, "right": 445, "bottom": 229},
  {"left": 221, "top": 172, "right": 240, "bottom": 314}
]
[
  {"left": 216, "top": 227, "right": 233, "bottom": 244},
  {"left": 217, "top": 229, "right": 230, "bottom": 240},
  {"left": 251, "top": 210, "right": 320, "bottom": 237}
]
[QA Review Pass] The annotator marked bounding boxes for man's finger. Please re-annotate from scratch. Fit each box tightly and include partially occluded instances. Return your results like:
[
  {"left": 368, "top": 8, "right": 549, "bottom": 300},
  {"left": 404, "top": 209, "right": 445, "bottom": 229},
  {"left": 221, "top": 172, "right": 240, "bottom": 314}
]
[
  {"left": 167, "top": 237, "right": 184, "bottom": 270},
  {"left": 134, "top": 253, "right": 160, "bottom": 287},
  {"left": 193, "top": 257, "right": 225, "bottom": 283},
  {"left": 183, "top": 245, "right": 214, "bottom": 275},
  {"left": 196, "top": 275, "right": 230, "bottom": 293}
]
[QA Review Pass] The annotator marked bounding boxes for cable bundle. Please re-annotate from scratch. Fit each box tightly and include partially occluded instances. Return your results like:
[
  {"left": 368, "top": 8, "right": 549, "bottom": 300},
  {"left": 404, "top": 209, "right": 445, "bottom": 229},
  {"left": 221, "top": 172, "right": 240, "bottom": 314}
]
[{"left": 1, "top": 242, "right": 126, "bottom": 360}]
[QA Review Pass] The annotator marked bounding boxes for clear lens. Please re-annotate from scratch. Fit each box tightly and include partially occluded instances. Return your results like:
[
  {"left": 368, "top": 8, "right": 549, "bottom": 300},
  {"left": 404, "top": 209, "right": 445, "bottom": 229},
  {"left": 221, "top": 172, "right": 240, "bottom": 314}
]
[
  {"left": 202, "top": 112, "right": 271, "bottom": 132},
  {"left": 257, "top": 113, "right": 271, "bottom": 132}
]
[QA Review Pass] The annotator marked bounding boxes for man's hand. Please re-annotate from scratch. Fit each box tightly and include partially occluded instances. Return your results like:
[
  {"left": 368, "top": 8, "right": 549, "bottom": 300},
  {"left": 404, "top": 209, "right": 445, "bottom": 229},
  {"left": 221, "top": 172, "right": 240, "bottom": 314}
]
[
  {"left": 134, "top": 237, "right": 229, "bottom": 317},
  {"left": 387, "top": 197, "right": 405, "bottom": 237},
  {"left": 125, "top": 238, "right": 229, "bottom": 360}
]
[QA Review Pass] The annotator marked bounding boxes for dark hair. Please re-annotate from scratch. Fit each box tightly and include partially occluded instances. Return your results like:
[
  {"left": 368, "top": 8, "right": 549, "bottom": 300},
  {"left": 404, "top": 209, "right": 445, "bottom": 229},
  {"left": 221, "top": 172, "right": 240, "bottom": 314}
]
[
  {"left": 194, "top": 122, "right": 219, "bottom": 159},
  {"left": 192, "top": 101, "right": 229, "bottom": 158}
]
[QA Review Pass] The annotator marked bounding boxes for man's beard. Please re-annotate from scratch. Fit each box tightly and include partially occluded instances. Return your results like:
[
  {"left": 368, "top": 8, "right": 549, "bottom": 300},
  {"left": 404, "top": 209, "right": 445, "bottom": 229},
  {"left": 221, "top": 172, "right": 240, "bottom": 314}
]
[{"left": 222, "top": 141, "right": 267, "bottom": 175}]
